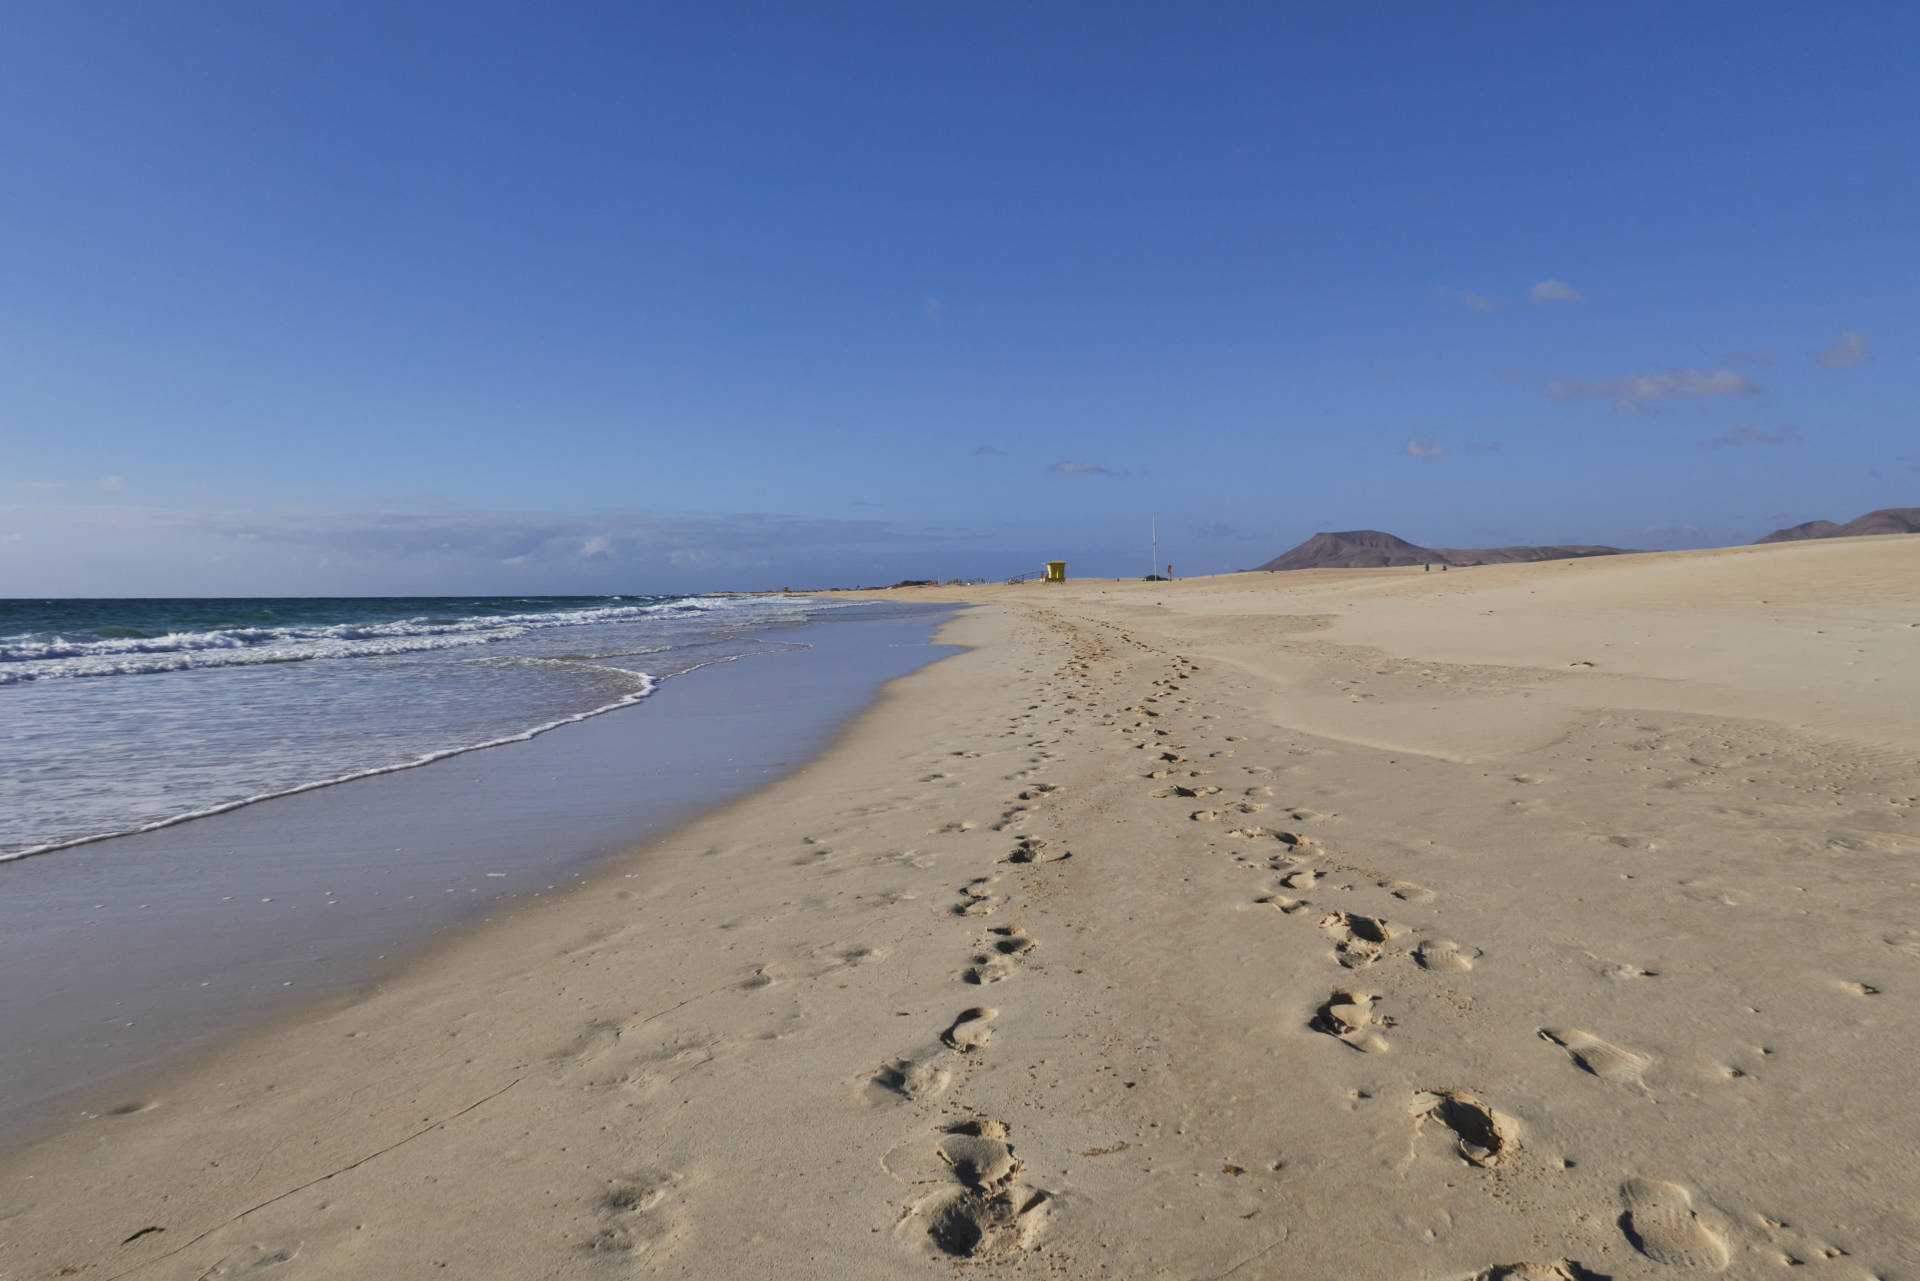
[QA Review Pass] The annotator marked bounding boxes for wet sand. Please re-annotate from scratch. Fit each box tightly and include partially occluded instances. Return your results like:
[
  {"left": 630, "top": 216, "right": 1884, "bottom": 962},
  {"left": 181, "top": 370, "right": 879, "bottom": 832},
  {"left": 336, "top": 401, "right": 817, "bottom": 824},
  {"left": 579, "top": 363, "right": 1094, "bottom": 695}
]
[
  {"left": 2, "top": 535, "right": 1917, "bottom": 1278},
  {"left": 0, "top": 606, "right": 957, "bottom": 1151}
]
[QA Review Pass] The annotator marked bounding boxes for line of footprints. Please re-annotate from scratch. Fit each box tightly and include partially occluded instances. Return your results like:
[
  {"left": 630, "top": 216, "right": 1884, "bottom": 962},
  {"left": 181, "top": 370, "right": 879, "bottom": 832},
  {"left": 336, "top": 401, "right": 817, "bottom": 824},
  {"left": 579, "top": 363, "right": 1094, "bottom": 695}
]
[
  {"left": 870, "top": 615, "right": 1104, "bottom": 1259},
  {"left": 1121, "top": 646, "right": 1850, "bottom": 1275},
  {"left": 872, "top": 615, "right": 1853, "bottom": 1274}
]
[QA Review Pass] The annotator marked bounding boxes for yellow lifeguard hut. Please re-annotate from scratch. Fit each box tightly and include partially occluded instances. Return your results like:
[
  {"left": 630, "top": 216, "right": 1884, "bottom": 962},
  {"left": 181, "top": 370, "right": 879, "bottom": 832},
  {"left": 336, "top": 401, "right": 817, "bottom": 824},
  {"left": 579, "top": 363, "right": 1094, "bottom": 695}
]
[{"left": 1045, "top": 561, "right": 1066, "bottom": 583}]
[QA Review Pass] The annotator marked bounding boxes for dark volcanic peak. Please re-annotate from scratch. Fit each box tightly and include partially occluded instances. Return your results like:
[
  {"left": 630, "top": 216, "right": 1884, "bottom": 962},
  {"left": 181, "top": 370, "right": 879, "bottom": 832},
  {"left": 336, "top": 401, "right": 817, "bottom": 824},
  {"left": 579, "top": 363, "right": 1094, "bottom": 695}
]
[
  {"left": 1755, "top": 519, "right": 1844, "bottom": 544},
  {"left": 1253, "top": 530, "right": 1632, "bottom": 573},
  {"left": 1756, "top": 507, "right": 1920, "bottom": 544},
  {"left": 1253, "top": 530, "right": 1432, "bottom": 571}
]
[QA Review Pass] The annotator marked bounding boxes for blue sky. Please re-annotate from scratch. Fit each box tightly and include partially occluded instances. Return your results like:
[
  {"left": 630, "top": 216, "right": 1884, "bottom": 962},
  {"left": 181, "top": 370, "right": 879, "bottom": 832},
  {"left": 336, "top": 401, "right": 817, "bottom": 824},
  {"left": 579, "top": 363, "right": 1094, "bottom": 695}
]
[{"left": 2, "top": 2, "right": 1912, "bottom": 594}]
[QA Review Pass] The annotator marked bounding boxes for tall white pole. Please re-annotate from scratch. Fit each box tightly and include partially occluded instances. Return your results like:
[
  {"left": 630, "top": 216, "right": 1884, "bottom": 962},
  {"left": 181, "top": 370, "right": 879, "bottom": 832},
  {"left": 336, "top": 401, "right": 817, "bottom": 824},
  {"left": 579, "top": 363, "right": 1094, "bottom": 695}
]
[{"left": 1151, "top": 515, "right": 1158, "bottom": 580}]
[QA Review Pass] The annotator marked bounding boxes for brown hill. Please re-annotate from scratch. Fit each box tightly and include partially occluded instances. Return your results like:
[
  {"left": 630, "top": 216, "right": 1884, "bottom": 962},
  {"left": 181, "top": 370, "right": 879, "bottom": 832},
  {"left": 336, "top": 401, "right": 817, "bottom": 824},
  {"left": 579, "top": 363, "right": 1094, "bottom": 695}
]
[
  {"left": 1252, "top": 529, "right": 1633, "bottom": 572},
  {"left": 1756, "top": 507, "right": 1920, "bottom": 544},
  {"left": 1756, "top": 519, "right": 1844, "bottom": 543}
]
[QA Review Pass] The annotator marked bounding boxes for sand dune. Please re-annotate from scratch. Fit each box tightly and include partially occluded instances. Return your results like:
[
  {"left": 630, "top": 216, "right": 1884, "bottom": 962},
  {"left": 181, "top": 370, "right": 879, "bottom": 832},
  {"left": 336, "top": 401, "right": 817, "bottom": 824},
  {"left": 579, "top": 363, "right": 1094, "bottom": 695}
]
[{"left": 3, "top": 535, "right": 1917, "bottom": 1278}]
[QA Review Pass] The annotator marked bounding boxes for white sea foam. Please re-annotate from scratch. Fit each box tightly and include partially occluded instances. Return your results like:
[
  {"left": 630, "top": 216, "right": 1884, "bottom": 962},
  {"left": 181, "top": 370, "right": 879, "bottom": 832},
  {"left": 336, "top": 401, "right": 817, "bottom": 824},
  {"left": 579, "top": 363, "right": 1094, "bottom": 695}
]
[
  {"left": 0, "top": 667, "right": 661, "bottom": 864},
  {"left": 0, "top": 592, "right": 890, "bottom": 862},
  {"left": 0, "top": 594, "right": 848, "bottom": 685}
]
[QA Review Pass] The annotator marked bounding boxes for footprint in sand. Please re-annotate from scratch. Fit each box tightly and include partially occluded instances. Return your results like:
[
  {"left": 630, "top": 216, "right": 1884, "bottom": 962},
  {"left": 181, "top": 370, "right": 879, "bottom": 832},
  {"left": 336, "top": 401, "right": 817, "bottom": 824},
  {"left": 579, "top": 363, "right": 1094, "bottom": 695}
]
[
  {"left": 1827, "top": 828, "right": 1920, "bottom": 855},
  {"left": 1256, "top": 893, "right": 1312, "bottom": 915},
  {"left": 1320, "top": 912, "right": 1405, "bottom": 968},
  {"left": 954, "top": 877, "right": 1003, "bottom": 917},
  {"left": 1004, "top": 836, "right": 1066, "bottom": 864},
  {"left": 869, "top": 1053, "right": 953, "bottom": 1102},
  {"left": 1410, "top": 1090, "right": 1516, "bottom": 1168},
  {"left": 201, "top": 1243, "right": 304, "bottom": 1275},
  {"left": 1383, "top": 878, "right": 1436, "bottom": 903},
  {"left": 989, "top": 806, "right": 1028, "bottom": 832},
  {"left": 1595, "top": 958, "right": 1659, "bottom": 981},
  {"left": 586, "top": 1167, "right": 689, "bottom": 1258},
  {"left": 1415, "top": 938, "right": 1480, "bottom": 973},
  {"left": 1311, "top": 988, "right": 1393, "bottom": 1053},
  {"left": 1619, "top": 1178, "right": 1731, "bottom": 1270},
  {"left": 984, "top": 925, "right": 1036, "bottom": 957},
  {"left": 552, "top": 1019, "right": 624, "bottom": 1065},
  {"left": 942, "top": 1007, "right": 999, "bottom": 1052},
  {"left": 1463, "top": 1264, "right": 1596, "bottom": 1281},
  {"left": 740, "top": 963, "right": 788, "bottom": 990},
  {"left": 896, "top": 1120, "right": 1053, "bottom": 1258},
  {"left": 937, "top": 1119, "right": 1022, "bottom": 1185},
  {"left": 964, "top": 955, "right": 1017, "bottom": 985},
  {"left": 1540, "top": 1027, "right": 1651, "bottom": 1087},
  {"left": 965, "top": 928, "right": 1036, "bottom": 984},
  {"left": 1884, "top": 930, "right": 1920, "bottom": 959}
]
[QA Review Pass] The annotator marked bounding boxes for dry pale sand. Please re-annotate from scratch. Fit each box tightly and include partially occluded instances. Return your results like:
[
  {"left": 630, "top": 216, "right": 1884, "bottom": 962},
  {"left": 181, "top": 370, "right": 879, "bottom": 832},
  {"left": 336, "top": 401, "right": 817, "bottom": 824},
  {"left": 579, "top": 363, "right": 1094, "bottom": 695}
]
[{"left": 4, "top": 535, "right": 1918, "bottom": 1279}]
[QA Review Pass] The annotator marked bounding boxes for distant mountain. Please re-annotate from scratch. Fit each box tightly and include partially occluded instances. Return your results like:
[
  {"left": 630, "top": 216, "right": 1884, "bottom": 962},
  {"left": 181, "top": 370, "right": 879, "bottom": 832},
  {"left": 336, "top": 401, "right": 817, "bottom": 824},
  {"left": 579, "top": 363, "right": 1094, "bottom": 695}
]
[
  {"left": 1756, "top": 507, "right": 1920, "bottom": 544},
  {"left": 1252, "top": 529, "right": 1633, "bottom": 572},
  {"left": 1755, "top": 520, "right": 1844, "bottom": 543},
  {"left": 1255, "top": 530, "right": 1430, "bottom": 571}
]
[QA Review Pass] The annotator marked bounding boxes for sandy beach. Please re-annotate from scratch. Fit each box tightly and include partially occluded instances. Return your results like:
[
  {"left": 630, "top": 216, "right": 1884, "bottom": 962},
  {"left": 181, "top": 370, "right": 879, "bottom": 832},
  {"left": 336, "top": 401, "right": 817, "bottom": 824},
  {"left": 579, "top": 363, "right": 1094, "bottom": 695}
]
[{"left": 4, "top": 534, "right": 1918, "bottom": 1278}]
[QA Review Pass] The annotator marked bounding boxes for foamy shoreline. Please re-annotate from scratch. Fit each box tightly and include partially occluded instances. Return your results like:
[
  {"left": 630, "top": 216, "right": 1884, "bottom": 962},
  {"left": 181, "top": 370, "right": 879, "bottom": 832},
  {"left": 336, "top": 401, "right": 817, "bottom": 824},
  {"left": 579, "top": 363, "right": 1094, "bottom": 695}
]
[
  {"left": 0, "top": 606, "right": 959, "bottom": 1152},
  {"left": 3, "top": 536, "right": 1917, "bottom": 1277}
]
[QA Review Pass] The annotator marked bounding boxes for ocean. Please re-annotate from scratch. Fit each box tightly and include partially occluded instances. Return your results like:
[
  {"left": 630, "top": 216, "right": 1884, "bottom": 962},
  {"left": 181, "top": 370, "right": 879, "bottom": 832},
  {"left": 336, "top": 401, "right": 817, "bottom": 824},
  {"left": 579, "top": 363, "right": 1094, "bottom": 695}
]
[
  {"left": 0, "top": 593, "right": 881, "bottom": 861},
  {"left": 0, "top": 592, "right": 962, "bottom": 1144}
]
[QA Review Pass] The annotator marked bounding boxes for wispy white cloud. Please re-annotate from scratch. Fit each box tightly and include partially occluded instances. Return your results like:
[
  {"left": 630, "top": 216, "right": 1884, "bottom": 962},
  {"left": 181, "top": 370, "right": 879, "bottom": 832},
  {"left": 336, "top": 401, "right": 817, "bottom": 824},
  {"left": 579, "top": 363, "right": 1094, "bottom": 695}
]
[
  {"left": 1459, "top": 291, "right": 1503, "bottom": 314},
  {"left": 1815, "top": 330, "right": 1868, "bottom": 369},
  {"left": 1546, "top": 367, "right": 1761, "bottom": 414},
  {"left": 1708, "top": 425, "right": 1802, "bottom": 448},
  {"left": 1405, "top": 439, "right": 1445, "bottom": 459},
  {"left": 174, "top": 505, "right": 925, "bottom": 564},
  {"left": 1048, "top": 460, "right": 1112, "bottom": 476},
  {"left": 1530, "top": 279, "right": 1584, "bottom": 303},
  {"left": 921, "top": 296, "right": 944, "bottom": 324},
  {"left": 0, "top": 498, "right": 1019, "bottom": 595},
  {"left": 0, "top": 533, "right": 22, "bottom": 544},
  {"left": 98, "top": 475, "right": 124, "bottom": 491}
]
